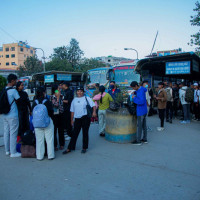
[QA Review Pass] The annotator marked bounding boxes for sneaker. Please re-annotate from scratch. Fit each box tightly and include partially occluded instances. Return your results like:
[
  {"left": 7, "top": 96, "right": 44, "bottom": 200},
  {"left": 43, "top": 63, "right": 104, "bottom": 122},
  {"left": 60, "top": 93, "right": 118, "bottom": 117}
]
[
  {"left": 10, "top": 152, "right": 21, "bottom": 158},
  {"left": 132, "top": 141, "right": 142, "bottom": 145},
  {"left": 157, "top": 127, "right": 164, "bottom": 131},
  {"left": 99, "top": 132, "right": 105, "bottom": 137},
  {"left": 141, "top": 139, "right": 148, "bottom": 144},
  {"left": 147, "top": 126, "right": 152, "bottom": 131},
  {"left": 180, "top": 121, "right": 187, "bottom": 124},
  {"left": 81, "top": 149, "right": 87, "bottom": 153},
  {"left": 186, "top": 120, "right": 191, "bottom": 124},
  {"left": 65, "top": 136, "right": 71, "bottom": 141},
  {"left": 6, "top": 151, "right": 10, "bottom": 156}
]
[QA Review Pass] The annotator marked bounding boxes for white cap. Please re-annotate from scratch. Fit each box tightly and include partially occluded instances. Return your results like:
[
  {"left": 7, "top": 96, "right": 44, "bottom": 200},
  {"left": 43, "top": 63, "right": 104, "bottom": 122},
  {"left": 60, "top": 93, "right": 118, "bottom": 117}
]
[{"left": 194, "top": 83, "right": 198, "bottom": 86}]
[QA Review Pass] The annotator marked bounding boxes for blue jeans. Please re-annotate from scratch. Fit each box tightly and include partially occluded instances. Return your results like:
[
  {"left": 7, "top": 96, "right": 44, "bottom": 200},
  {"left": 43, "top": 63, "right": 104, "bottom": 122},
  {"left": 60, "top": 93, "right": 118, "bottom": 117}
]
[{"left": 136, "top": 115, "right": 147, "bottom": 142}]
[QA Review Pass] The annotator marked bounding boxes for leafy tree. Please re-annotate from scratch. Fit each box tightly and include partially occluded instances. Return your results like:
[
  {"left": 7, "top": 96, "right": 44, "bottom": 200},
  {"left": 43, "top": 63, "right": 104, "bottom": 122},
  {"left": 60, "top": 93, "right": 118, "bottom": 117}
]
[
  {"left": 189, "top": 1, "right": 200, "bottom": 53},
  {"left": 17, "top": 56, "right": 43, "bottom": 77},
  {"left": 51, "top": 46, "right": 68, "bottom": 60},
  {"left": 0, "top": 75, "right": 7, "bottom": 91},
  {"left": 66, "top": 38, "right": 84, "bottom": 69}
]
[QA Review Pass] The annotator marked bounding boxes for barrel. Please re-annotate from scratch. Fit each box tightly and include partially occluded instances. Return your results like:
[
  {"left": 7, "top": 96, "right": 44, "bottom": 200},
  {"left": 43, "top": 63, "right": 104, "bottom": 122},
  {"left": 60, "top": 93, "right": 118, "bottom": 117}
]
[{"left": 105, "top": 108, "right": 137, "bottom": 143}]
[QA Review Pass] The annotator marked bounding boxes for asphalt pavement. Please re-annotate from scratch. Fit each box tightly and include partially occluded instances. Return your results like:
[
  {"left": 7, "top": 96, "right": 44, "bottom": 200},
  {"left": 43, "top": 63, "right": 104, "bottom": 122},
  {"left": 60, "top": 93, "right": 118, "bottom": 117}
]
[{"left": 0, "top": 115, "right": 200, "bottom": 200}]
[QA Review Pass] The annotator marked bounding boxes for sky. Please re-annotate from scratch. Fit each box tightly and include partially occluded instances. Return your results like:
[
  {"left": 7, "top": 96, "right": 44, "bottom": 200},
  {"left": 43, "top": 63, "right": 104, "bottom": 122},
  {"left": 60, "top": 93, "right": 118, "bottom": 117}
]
[{"left": 0, "top": 0, "right": 198, "bottom": 60}]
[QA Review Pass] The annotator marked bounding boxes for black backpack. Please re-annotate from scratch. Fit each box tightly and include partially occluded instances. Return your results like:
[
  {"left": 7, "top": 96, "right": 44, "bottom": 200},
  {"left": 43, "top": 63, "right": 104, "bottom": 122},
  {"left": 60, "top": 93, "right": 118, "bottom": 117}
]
[
  {"left": 127, "top": 96, "right": 137, "bottom": 115},
  {"left": 0, "top": 87, "right": 15, "bottom": 114},
  {"left": 21, "top": 130, "right": 36, "bottom": 145}
]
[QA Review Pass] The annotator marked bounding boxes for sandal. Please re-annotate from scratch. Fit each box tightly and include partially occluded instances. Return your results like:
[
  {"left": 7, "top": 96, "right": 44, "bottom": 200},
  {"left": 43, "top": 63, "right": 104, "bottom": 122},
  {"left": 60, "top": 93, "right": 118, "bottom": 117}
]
[{"left": 62, "top": 149, "right": 71, "bottom": 155}]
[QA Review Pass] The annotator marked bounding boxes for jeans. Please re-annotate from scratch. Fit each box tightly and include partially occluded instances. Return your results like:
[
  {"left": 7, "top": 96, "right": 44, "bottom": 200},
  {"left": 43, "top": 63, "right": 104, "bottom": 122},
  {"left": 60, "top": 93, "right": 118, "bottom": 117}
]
[
  {"left": 166, "top": 101, "right": 173, "bottom": 120},
  {"left": 3, "top": 117, "right": 19, "bottom": 154},
  {"left": 182, "top": 104, "right": 190, "bottom": 121},
  {"left": 136, "top": 115, "right": 147, "bottom": 142},
  {"left": 158, "top": 109, "right": 165, "bottom": 127},
  {"left": 98, "top": 109, "right": 106, "bottom": 134}
]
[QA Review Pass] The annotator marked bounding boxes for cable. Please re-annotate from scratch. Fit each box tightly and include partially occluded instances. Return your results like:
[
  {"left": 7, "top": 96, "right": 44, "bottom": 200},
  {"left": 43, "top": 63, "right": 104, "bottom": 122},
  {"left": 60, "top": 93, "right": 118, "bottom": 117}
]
[{"left": 0, "top": 26, "right": 17, "bottom": 42}]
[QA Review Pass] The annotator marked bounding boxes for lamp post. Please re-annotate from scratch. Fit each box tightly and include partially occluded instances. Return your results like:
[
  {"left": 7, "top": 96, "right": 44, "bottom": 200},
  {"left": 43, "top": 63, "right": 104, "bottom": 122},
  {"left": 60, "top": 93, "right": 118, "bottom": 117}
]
[
  {"left": 124, "top": 48, "right": 139, "bottom": 60},
  {"left": 35, "top": 47, "right": 45, "bottom": 72}
]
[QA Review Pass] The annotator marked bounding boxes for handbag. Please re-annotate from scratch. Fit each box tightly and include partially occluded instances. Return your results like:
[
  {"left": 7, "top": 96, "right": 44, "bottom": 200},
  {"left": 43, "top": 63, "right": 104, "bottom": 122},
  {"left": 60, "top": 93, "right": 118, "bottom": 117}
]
[
  {"left": 109, "top": 101, "right": 120, "bottom": 111},
  {"left": 127, "top": 96, "right": 137, "bottom": 115},
  {"left": 21, "top": 145, "right": 36, "bottom": 158},
  {"left": 85, "top": 96, "right": 93, "bottom": 118}
]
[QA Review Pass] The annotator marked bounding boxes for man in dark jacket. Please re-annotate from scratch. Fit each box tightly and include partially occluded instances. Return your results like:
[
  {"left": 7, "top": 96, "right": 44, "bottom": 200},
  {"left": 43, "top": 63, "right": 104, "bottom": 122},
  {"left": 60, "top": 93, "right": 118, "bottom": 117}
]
[
  {"left": 130, "top": 81, "right": 148, "bottom": 145},
  {"left": 62, "top": 82, "right": 74, "bottom": 137},
  {"left": 108, "top": 81, "right": 120, "bottom": 100}
]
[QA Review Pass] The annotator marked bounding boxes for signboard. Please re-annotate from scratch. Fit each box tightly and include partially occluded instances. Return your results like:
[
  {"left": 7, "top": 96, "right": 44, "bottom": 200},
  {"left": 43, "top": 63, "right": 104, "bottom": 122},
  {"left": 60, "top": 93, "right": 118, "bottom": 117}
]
[
  {"left": 166, "top": 61, "right": 191, "bottom": 75},
  {"left": 157, "top": 50, "right": 179, "bottom": 57},
  {"left": 57, "top": 74, "right": 72, "bottom": 81},
  {"left": 44, "top": 75, "right": 54, "bottom": 83}
]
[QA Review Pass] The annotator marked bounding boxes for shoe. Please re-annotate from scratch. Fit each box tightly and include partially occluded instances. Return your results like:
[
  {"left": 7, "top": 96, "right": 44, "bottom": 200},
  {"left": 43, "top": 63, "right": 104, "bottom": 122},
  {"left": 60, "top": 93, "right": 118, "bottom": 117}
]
[
  {"left": 186, "top": 120, "right": 191, "bottom": 124},
  {"left": 132, "top": 141, "right": 142, "bottom": 145},
  {"left": 180, "top": 121, "right": 187, "bottom": 124},
  {"left": 147, "top": 126, "right": 152, "bottom": 131},
  {"left": 48, "top": 158, "right": 55, "bottom": 160},
  {"left": 99, "top": 133, "right": 105, "bottom": 137},
  {"left": 54, "top": 147, "right": 58, "bottom": 151},
  {"left": 65, "top": 136, "right": 71, "bottom": 141},
  {"left": 157, "top": 127, "right": 164, "bottom": 131},
  {"left": 10, "top": 152, "right": 21, "bottom": 158},
  {"left": 59, "top": 146, "right": 64, "bottom": 150},
  {"left": 81, "top": 149, "right": 87, "bottom": 153},
  {"left": 6, "top": 151, "right": 10, "bottom": 156},
  {"left": 62, "top": 149, "right": 71, "bottom": 154},
  {"left": 141, "top": 139, "right": 148, "bottom": 144}
]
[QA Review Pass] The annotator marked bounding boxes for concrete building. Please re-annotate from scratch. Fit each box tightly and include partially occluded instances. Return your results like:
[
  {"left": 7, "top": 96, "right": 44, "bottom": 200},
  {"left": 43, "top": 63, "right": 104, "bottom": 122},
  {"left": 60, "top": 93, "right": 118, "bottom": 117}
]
[
  {"left": 96, "top": 56, "right": 132, "bottom": 66},
  {"left": 0, "top": 41, "right": 36, "bottom": 71}
]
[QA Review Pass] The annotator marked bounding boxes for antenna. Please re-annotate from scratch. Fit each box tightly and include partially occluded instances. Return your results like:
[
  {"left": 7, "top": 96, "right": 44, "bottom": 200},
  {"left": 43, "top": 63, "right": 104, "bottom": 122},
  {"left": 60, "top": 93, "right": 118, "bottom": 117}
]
[{"left": 150, "top": 31, "right": 158, "bottom": 56}]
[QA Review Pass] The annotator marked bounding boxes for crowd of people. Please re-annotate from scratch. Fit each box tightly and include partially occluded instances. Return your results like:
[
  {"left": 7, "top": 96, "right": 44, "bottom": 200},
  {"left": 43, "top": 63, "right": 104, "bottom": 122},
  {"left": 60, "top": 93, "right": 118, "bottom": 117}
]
[{"left": 1, "top": 73, "right": 200, "bottom": 159}]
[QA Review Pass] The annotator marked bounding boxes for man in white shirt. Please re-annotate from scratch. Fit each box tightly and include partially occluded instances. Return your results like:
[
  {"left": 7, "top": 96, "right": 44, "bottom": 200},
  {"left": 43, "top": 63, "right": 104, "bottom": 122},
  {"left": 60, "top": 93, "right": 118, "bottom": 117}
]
[
  {"left": 3, "top": 74, "right": 21, "bottom": 157},
  {"left": 193, "top": 83, "right": 200, "bottom": 121}
]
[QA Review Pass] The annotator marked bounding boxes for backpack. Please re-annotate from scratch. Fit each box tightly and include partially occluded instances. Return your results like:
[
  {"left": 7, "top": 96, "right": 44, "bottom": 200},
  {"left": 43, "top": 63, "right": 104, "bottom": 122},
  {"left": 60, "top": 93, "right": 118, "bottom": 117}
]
[
  {"left": 0, "top": 87, "right": 15, "bottom": 114},
  {"left": 165, "top": 88, "right": 173, "bottom": 102},
  {"left": 32, "top": 99, "right": 50, "bottom": 128},
  {"left": 127, "top": 96, "right": 137, "bottom": 115},
  {"left": 185, "top": 88, "right": 194, "bottom": 103}
]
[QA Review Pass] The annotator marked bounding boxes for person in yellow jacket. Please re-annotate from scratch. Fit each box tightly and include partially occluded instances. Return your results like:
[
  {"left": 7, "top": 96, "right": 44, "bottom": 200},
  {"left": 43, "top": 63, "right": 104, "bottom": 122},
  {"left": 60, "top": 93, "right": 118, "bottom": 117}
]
[{"left": 93, "top": 85, "right": 113, "bottom": 137}]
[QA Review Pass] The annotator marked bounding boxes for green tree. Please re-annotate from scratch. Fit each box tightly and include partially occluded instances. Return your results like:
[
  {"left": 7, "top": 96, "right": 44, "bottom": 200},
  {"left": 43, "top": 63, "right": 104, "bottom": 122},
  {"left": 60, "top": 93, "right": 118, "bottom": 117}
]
[
  {"left": 52, "top": 46, "right": 68, "bottom": 60},
  {"left": 66, "top": 38, "right": 84, "bottom": 69},
  {"left": 189, "top": 1, "right": 200, "bottom": 53},
  {"left": 0, "top": 75, "right": 7, "bottom": 91},
  {"left": 17, "top": 56, "right": 43, "bottom": 77}
]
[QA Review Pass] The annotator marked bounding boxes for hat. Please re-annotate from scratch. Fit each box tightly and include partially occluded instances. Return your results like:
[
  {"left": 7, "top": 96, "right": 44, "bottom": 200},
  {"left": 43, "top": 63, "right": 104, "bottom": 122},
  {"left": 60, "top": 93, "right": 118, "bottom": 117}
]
[
  {"left": 76, "top": 86, "right": 84, "bottom": 92},
  {"left": 194, "top": 83, "right": 198, "bottom": 86}
]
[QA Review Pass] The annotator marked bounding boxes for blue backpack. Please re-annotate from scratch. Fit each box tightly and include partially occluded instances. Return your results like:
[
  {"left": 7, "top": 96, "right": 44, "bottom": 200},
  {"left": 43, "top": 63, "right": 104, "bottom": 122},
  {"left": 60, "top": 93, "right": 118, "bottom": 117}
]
[{"left": 32, "top": 99, "right": 50, "bottom": 128}]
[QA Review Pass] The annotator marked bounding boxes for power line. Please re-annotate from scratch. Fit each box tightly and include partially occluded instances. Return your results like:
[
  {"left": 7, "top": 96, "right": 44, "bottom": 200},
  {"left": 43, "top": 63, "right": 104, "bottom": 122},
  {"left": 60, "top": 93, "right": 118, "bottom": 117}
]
[{"left": 0, "top": 26, "right": 18, "bottom": 42}]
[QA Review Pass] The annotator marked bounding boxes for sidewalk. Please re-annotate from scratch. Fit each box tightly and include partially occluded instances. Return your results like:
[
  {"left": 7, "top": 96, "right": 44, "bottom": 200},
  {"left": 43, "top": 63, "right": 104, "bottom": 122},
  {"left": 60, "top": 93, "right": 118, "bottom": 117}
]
[{"left": 0, "top": 115, "right": 200, "bottom": 200}]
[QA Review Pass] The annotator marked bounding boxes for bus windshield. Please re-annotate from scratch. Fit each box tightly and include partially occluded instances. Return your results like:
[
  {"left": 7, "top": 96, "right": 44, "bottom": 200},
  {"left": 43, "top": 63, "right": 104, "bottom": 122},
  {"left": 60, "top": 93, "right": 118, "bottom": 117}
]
[
  {"left": 87, "top": 68, "right": 110, "bottom": 85},
  {"left": 113, "top": 66, "right": 140, "bottom": 86}
]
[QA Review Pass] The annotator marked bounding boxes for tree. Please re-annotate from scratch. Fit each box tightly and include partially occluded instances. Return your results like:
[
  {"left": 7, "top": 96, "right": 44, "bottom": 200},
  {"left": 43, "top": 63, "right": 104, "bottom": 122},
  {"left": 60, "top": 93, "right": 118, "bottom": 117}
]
[
  {"left": 189, "top": 1, "right": 200, "bottom": 53},
  {"left": 51, "top": 46, "right": 68, "bottom": 60},
  {"left": 66, "top": 38, "right": 84, "bottom": 69},
  {"left": 0, "top": 75, "right": 7, "bottom": 92},
  {"left": 17, "top": 56, "right": 43, "bottom": 77}
]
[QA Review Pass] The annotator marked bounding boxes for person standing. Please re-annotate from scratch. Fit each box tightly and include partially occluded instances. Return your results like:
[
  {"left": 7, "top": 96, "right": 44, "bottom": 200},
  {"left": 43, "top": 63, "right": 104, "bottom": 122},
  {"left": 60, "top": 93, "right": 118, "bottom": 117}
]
[
  {"left": 92, "top": 83, "right": 100, "bottom": 97},
  {"left": 172, "top": 83, "right": 179, "bottom": 118},
  {"left": 108, "top": 81, "right": 120, "bottom": 100},
  {"left": 16, "top": 81, "right": 32, "bottom": 137},
  {"left": 2, "top": 74, "right": 21, "bottom": 157},
  {"left": 154, "top": 82, "right": 167, "bottom": 131},
  {"left": 93, "top": 85, "right": 113, "bottom": 137},
  {"left": 62, "top": 82, "right": 74, "bottom": 138},
  {"left": 32, "top": 87, "right": 55, "bottom": 160},
  {"left": 193, "top": 83, "right": 200, "bottom": 121},
  {"left": 179, "top": 83, "right": 191, "bottom": 124},
  {"left": 51, "top": 87, "right": 65, "bottom": 151},
  {"left": 63, "top": 87, "right": 96, "bottom": 154},
  {"left": 165, "top": 81, "right": 173, "bottom": 123},
  {"left": 130, "top": 81, "right": 148, "bottom": 145}
]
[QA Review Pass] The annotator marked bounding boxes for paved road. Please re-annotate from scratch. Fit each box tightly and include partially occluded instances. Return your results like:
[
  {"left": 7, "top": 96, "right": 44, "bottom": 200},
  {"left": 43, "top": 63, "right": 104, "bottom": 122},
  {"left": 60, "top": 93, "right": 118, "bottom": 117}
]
[{"left": 0, "top": 115, "right": 200, "bottom": 200}]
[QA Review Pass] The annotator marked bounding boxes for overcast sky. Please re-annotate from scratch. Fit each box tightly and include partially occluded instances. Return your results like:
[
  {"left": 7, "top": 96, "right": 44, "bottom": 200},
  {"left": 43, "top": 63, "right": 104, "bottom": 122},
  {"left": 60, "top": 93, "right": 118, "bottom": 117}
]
[{"left": 0, "top": 0, "right": 197, "bottom": 60}]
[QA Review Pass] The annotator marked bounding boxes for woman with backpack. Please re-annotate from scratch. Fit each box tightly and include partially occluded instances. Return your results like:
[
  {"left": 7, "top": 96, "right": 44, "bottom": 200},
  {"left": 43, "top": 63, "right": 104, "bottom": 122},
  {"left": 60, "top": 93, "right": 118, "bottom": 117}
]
[
  {"left": 93, "top": 85, "right": 113, "bottom": 137},
  {"left": 63, "top": 86, "right": 96, "bottom": 154},
  {"left": 32, "top": 87, "right": 55, "bottom": 160},
  {"left": 51, "top": 85, "right": 65, "bottom": 151},
  {"left": 16, "top": 81, "right": 32, "bottom": 137}
]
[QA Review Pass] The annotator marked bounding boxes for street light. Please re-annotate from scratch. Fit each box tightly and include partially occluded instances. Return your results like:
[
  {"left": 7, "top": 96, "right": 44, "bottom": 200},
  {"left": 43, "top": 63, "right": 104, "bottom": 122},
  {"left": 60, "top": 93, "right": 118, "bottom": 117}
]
[
  {"left": 35, "top": 47, "right": 46, "bottom": 72},
  {"left": 124, "top": 48, "right": 139, "bottom": 60}
]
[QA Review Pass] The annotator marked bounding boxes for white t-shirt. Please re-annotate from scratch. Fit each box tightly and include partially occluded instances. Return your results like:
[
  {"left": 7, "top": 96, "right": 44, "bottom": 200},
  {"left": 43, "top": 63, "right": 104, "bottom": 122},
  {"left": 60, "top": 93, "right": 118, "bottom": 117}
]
[
  {"left": 70, "top": 96, "right": 95, "bottom": 118},
  {"left": 194, "top": 89, "right": 200, "bottom": 103},
  {"left": 3, "top": 87, "right": 20, "bottom": 118}
]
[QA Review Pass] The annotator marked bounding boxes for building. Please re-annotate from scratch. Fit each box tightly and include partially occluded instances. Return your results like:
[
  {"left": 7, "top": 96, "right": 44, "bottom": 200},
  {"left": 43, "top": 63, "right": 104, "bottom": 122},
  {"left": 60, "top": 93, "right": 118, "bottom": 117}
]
[
  {"left": 0, "top": 41, "right": 36, "bottom": 71},
  {"left": 96, "top": 56, "right": 132, "bottom": 66}
]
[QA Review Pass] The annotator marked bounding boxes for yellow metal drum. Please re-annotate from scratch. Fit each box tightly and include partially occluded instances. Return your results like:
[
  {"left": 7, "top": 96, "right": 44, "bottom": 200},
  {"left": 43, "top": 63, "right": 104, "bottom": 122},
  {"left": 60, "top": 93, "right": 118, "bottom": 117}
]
[{"left": 105, "top": 108, "right": 137, "bottom": 143}]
